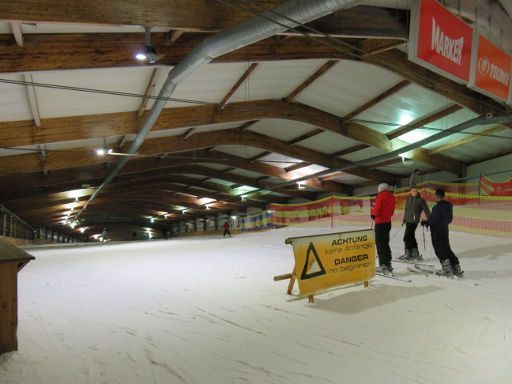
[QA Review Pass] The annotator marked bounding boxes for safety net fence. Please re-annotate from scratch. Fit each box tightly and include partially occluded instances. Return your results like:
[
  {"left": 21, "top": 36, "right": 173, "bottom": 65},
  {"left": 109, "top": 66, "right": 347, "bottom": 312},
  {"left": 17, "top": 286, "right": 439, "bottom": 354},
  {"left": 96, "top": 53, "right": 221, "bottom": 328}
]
[{"left": 238, "top": 179, "right": 512, "bottom": 238}]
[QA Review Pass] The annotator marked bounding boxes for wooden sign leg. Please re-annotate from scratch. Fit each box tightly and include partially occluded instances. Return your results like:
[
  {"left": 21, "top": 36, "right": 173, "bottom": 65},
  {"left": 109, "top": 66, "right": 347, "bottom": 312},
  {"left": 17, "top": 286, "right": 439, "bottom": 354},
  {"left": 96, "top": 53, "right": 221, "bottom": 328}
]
[
  {"left": 287, "top": 274, "right": 296, "bottom": 295},
  {"left": 364, "top": 280, "right": 369, "bottom": 288},
  {"left": 308, "top": 295, "right": 315, "bottom": 303}
]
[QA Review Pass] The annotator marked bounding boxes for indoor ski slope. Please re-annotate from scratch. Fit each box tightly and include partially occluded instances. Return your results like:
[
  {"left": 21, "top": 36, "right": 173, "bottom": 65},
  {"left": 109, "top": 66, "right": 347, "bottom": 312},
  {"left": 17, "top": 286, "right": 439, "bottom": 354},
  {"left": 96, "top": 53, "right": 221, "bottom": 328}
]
[{"left": 1, "top": 224, "right": 511, "bottom": 384}]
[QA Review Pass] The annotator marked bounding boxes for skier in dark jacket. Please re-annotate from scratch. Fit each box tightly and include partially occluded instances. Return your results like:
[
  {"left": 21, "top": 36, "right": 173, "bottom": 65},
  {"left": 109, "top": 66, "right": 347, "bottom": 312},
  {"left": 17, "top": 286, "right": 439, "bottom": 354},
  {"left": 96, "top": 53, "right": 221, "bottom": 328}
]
[
  {"left": 421, "top": 189, "right": 463, "bottom": 277},
  {"left": 401, "top": 186, "right": 430, "bottom": 261},
  {"left": 223, "top": 220, "right": 231, "bottom": 238},
  {"left": 371, "top": 183, "right": 396, "bottom": 275}
]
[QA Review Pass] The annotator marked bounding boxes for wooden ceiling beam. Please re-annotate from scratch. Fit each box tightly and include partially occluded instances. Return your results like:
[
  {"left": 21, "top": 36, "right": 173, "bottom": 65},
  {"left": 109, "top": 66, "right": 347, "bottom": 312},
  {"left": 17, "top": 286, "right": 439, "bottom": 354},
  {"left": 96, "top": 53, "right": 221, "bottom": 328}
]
[
  {"left": 10, "top": 22, "right": 24, "bottom": 47},
  {"left": 341, "top": 120, "right": 463, "bottom": 174},
  {"left": 137, "top": 67, "right": 161, "bottom": 118},
  {"left": 0, "top": 4, "right": 407, "bottom": 36},
  {"left": 284, "top": 162, "right": 312, "bottom": 173},
  {"left": 304, "top": 79, "right": 411, "bottom": 157},
  {"left": 0, "top": 149, "right": 350, "bottom": 199},
  {"left": 16, "top": 190, "right": 237, "bottom": 218},
  {"left": 0, "top": 98, "right": 399, "bottom": 178},
  {"left": 3, "top": 179, "right": 247, "bottom": 212},
  {"left": 237, "top": 59, "right": 337, "bottom": 146},
  {"left": 386, "top": 104, "right": 463, "bottom": 140},
  {"left": 0, "top": 33, "right": 505, "bottom": 121},
  {"left": 284, "top": 60, "right": 338, "bottom": 102},
  {"left": 287, "top": 129, "right": 324, "bottom": 146},
  {"left": 167, "top": 30, "right": 184, "bottom": 45},
  {"left": 0, "top": 105, "right": 442, "bottom": 180},
  {"left": 330, "top": 144, "right": 369, "bottom": 157},
  {"left": 237, "top": 120, "right": 259, "bottom": 132},
  {"left": 218, "top": 63, "right": 258, "bottom": 110},
  {"left": 429, "top": 125, "right": 508, "bottom": 155},
  {"left": 169, "top": 150, "right": 352, "bottom": 194},
  {"left": 140, "top": 132, "right": 395, "bottom": 183},
  {"left": 0, "top": 32, "right": 370, "bottom": 74},
  {"left": 248, "top": 151, "right": 272, "bottom": 162},
  {"left": 0, "top": 99, "right": 370, "bottom": 147},
  {"left": 342, "top": 80, "right": 411, "bottom": 122},
  {"left": 363, "top": 49, "right": 506, "bottom": 116},
  {"left": 23, "top": 73, "right": 42, "bottom": 128}
]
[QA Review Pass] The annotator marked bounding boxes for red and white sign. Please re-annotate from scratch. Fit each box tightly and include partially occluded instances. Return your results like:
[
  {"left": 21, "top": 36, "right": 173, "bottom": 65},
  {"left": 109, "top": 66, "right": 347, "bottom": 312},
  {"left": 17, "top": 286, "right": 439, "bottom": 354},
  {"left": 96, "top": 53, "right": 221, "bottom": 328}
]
[
  {"left": 469, "top": 33, "right": 512, "bottom": 103},
  {"left": 409, "top": 0, "right": 473, "bottom": 83},
  {"left": 480, "top": 175, "right": 512, "bottom": 196}
]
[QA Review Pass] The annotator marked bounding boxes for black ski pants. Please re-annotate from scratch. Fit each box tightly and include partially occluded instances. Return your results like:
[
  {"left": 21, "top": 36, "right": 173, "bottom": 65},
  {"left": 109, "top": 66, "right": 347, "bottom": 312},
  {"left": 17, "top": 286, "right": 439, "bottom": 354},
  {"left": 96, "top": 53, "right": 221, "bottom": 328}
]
[
  {"left": 223, "top": 229, "right": 231, "bottom": 237},
  {"left": 403, "top": 222, "right": 419, "bottom": 250},
  {"left": 431, "top": 230, "right": 460, "bottom": 267},
  {"left": 375, "top": 222, "right": 392, "bottom": 267}
]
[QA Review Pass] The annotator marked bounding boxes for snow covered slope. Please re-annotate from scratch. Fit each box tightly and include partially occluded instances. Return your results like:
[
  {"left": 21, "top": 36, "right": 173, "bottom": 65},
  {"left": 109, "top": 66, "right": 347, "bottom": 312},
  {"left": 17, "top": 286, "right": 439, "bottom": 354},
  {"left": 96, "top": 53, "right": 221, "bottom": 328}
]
[{"left": 1, "top": 225, "right": 511, "bottom": 384}]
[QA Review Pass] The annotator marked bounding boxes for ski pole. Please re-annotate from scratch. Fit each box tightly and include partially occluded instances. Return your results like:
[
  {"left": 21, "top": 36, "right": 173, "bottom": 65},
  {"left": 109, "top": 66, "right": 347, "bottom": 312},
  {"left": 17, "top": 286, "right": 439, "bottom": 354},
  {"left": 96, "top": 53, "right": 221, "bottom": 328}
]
[
  {"left": 390, "top": 224, "right": 403, "bottom": 241},
  {"left": 422, "top": 225, "right": 426, "bottom": 250}
]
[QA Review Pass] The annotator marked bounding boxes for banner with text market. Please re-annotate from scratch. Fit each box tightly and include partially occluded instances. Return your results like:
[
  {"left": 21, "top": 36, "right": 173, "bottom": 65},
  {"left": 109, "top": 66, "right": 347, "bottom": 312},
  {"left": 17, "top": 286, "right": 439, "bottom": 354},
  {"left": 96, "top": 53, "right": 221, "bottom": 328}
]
[
  {"left": 285, "top": 229, "right": 375, "bottom": 296},
  {"left": 408, "top": 0, "right": 511, "bottom": 103}
]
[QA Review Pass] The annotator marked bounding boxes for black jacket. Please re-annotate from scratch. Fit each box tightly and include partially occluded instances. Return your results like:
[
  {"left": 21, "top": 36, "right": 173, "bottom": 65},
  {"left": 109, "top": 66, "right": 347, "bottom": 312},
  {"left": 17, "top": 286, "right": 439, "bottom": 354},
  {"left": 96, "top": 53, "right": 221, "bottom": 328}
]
[
  {"left": 427, "top": 200, "right": 453, "bottom": 233},
  {"left": 403, "top": 194, "right": 430, "bottom": 224}
]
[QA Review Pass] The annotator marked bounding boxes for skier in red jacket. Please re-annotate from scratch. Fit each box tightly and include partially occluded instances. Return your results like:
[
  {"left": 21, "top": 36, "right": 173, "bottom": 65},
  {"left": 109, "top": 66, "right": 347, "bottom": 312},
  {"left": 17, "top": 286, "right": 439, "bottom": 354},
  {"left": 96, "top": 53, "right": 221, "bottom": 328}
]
[{"left": 371, "top": 183, "right": 396, "bottom": 275}]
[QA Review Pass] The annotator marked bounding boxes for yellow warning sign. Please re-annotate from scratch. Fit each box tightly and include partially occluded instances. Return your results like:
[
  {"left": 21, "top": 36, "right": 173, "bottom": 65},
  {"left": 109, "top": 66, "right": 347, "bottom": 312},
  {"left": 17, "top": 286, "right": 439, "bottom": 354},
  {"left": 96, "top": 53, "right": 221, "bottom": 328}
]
[{"left": 285, "top": 229, "right": 375, "bottom": 296}]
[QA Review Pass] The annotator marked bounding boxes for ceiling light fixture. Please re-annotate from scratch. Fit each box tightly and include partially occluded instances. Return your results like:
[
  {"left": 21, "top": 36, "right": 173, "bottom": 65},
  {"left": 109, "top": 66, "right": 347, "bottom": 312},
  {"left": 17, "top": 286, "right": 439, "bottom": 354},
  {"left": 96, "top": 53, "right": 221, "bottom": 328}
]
[
  {"left": 135, "top": 26, "right": 164, "bottom": 64},
  {"left": 96, "top": 148, "right": 113, "bottom": 157}
]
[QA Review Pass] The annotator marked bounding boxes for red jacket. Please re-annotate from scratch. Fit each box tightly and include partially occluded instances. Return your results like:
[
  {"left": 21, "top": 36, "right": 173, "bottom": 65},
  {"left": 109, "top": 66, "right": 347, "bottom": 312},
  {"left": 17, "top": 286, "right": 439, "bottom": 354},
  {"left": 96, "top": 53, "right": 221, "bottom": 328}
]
[{"left": 371, "top": 191, "right": 396, "bottom": 224}]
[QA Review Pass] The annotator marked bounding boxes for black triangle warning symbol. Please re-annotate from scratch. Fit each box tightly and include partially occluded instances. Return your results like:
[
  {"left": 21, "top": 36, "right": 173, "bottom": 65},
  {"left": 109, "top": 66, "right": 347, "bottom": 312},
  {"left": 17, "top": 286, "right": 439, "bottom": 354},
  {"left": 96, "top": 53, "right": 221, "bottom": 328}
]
[{"left": 301, "top": 242, "right": 326, "bottom": 280}]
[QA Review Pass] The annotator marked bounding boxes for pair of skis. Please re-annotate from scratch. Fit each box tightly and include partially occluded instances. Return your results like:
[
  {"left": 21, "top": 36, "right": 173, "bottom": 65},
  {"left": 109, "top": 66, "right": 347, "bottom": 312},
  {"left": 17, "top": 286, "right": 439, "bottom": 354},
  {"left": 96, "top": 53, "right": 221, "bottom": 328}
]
[
  {"left": 375, "top": 272, "right": 412, "bottom": 282},
  {"left": 395, "top": 258, "right": 442, "bottom": 277},
  {"left": 374, "top": 256, "right": 435, "bottom": 282},
  {"left": 407, "top": 263, "right": 464, "bottom": 279}
]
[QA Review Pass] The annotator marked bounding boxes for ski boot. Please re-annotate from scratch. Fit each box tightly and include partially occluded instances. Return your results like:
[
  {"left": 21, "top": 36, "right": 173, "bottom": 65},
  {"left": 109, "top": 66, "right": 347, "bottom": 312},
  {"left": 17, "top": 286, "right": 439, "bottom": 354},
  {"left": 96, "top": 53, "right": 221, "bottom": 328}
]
[
  {"left": 411, "top": 248, "right": 423, "bottom": 261},
  {"left": 436, "top": 259, "right": 454, "bottom": 277},
  {"left": 399, "top": 249, "right": 412, "bottom": 260},
  {"left": 452, "top": 264, "right": 464, "bottom": 278},
  {"left": 376, "top": 264, "right": 393, "bottom": 276}
]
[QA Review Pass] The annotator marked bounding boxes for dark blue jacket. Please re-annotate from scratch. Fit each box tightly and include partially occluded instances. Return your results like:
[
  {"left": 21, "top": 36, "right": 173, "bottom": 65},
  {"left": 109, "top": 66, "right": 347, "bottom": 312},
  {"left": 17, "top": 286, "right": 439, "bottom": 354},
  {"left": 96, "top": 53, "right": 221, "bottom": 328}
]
[{"left": 427, "top": 200, "right": 453, "bottom": 233}]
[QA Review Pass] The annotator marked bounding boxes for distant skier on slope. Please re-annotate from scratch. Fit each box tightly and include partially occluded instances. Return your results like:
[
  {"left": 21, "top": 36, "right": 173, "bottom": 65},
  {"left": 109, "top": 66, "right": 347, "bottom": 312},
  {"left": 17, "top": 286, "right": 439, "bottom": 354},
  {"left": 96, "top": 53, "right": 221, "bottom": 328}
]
[
  {"left": 371, "top": 183, "right": 396, "bottom": 275},
  {"left": 421, "top": 189, "right": 463, "bottom": 277},
  {"left": 223, "top": 220, "right": 232, "bottom": 238},
  {"left": 409, "top": 168, "right": 422, "bottom": 187},
  {"left": 400, "top": 186, "right": 430, "bottom": 261}
]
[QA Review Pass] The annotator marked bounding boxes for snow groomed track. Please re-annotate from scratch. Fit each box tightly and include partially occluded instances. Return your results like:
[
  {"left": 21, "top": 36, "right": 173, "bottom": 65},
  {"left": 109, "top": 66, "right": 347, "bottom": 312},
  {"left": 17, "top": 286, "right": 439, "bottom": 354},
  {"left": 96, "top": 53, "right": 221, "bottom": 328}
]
[{"left": 1, "top": 224, "right": 511, "bottom": 384}]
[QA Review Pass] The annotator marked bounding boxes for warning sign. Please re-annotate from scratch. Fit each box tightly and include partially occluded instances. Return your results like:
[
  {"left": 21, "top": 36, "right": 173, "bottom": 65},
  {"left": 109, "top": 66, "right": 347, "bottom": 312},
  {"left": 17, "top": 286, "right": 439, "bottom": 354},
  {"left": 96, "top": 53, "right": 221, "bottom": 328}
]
[
  {"left": 285, "top": 229, "right": 375, "bottom": 296},
  {"left": 301, "top": 243, "right": 326, "bottom": 280}
]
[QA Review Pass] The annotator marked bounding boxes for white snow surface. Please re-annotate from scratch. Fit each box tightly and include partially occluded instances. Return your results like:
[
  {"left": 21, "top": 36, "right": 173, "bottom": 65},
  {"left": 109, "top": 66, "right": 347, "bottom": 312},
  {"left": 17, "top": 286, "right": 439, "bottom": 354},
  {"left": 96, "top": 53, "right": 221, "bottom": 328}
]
[{"left": 1, "top": 224, "right": 512, "bottom": 384}]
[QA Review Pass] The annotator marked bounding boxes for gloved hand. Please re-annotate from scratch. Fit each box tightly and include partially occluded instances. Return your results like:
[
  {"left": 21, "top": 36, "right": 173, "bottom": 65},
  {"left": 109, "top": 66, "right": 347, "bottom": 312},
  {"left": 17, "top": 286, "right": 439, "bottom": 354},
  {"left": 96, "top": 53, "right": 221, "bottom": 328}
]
[
  {"left": 371, "top": 215, "right": 375, "bottom": 220},
  {"left": 420, "top": 220, "right": 428, "bottom": 227}
]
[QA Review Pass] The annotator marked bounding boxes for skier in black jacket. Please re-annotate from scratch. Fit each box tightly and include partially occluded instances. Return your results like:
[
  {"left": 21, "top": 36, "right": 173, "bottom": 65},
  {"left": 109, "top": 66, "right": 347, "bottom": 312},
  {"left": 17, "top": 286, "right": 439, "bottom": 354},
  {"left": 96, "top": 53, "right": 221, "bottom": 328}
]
[
  {"left": 401, "top": 186, "right": 430, "bottom": 261},
  {"left": 421, "top": 189, "right": 463, "bottom": 277}
]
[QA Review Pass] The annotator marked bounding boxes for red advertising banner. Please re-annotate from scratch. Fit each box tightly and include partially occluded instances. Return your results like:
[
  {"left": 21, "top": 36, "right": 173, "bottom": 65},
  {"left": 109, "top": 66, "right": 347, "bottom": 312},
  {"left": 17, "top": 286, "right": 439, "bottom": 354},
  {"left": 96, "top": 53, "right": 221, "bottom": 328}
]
[
  {"left": 409, "top": 0, "right": 473, "bottom": 83},
  {"left": 480, "top": 175, "right": 512, "bottom": 196},
  {"left": 469, "top": 33, "right": 512, "bottom": 103}
]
